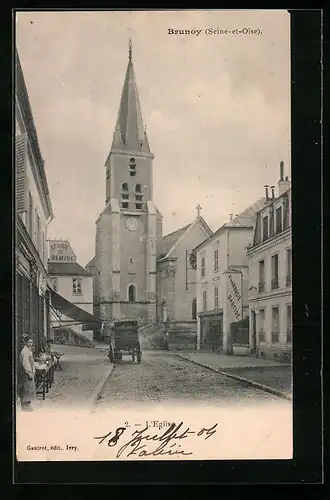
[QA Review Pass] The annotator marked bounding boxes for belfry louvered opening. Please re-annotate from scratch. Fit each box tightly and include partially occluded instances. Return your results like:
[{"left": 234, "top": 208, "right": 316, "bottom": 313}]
[{"left": 135, "top": 183, "right": 143, "bottom": 209}]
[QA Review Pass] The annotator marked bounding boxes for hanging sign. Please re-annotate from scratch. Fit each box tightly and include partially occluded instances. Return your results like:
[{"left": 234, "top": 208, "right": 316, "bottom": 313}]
[{"left": 226, "top": 271, "right": 243, "bottom": 323}]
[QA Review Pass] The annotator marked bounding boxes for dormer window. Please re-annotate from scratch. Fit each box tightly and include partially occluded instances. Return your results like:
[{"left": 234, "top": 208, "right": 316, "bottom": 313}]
[
  {"left": 275, "top": 206, "right": 283, "bottom": 233},
  {"left": 262, "top": 215, "right": 269, "bottom": 241},
  {"left": 129, "top": 158, "right": 136, "bottom": 176}
]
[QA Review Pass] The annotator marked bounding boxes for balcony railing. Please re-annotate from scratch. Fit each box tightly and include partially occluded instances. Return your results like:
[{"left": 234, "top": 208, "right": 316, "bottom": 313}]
[
  {"left": 258, "top": 281, "right": 265, "bottom": 293},
  {"left": 258, "top": 331, "right": 265, "bottom": 342},
  {"left": 286, "top": 274, "right": 292, "bottom": 286},
  {"left": 271, "top": 277, "right": 279, "bottom": 290},
  {"left": 271, "top": 332, "right": 279, "bottom": 344},
  {"left": 286, "top": 329, "right": 292, "bottom": 343}
]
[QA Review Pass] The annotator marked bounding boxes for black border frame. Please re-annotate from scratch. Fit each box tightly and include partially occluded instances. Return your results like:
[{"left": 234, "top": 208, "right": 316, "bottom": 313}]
[{"left": 1, "top": 7, "right": 323, "bottom": 485}]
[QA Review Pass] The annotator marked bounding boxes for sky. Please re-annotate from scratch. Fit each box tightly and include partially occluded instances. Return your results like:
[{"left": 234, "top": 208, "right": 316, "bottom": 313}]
[{"left": 16, "top": 10, "right": 291, "bottom": 266}]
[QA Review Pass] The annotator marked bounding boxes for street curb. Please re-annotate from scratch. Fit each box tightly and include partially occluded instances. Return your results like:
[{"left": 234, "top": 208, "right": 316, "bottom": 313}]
[
  {"left": 175, "top": 354, "right": 292, "bottom": 401},
  {"left": 85, "top": 364, "right": 115, "bottom": 407}
]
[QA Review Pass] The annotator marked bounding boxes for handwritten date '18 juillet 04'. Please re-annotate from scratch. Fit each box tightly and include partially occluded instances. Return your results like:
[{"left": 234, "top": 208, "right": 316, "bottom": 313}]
[{"left": 94, "top": 421, "right": 218, "bottom": 458}]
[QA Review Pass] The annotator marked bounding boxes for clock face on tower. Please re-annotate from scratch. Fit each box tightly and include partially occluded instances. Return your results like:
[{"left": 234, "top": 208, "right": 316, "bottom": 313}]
[{"left": 125, "top": 217, "right": 138, "bottom": 231}]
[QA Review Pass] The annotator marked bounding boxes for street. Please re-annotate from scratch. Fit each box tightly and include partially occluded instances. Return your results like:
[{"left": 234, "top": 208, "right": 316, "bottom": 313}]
[
  {"left": 97, "top": 350, "right": 281, "bottom": 408},
  {"left": 33, "top": 346, "right": 289, "bottom": 410}
]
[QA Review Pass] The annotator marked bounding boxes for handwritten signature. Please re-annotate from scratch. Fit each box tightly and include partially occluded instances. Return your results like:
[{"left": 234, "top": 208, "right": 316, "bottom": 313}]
[{"left": 94, "top": 422, "right": 218, "bottom": 458}]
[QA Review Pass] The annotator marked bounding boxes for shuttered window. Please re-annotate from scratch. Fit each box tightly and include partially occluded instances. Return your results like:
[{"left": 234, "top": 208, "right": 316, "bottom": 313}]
[
  {"left": 15, "top": 134, "right": 28, "bottom": 214},
  {"left": 28, "top": 192, "right": 33, "bottom": 237}
]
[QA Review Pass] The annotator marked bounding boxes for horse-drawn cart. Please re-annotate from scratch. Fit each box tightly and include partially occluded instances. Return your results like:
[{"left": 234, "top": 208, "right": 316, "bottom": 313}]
[{"left": 108, "top": 320, "right": 142, "bottom": 365}]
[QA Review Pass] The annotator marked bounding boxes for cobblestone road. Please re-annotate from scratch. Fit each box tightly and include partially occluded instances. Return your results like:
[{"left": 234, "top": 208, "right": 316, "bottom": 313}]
[{"left": 98, "top": 351, "right": 281, "bottom": 409}]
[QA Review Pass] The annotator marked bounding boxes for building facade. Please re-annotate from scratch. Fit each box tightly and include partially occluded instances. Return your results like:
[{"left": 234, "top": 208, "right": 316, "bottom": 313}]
[
  {"left": 15, "top": 50, "right": 54, "bottom": 362},
  {"left": 48, "top": 240, "right": 94, "bottom": 341},
  {"left": 247, "top": 163, "right": 292, "bottom": 361},
  {"left": 89, "top": 43, "right": 163, "bottom": 334},
  {"left": 195, "top": 199, "right": 267, "bottom": 354}
]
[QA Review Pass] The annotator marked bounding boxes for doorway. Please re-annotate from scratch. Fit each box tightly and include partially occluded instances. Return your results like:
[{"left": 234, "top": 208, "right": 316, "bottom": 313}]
[
  {"left": 251, "top": 310, "right": 257, "bottom": 353},
  {"left": 192, "top": 298, "right": 197, "bottom": 320}
]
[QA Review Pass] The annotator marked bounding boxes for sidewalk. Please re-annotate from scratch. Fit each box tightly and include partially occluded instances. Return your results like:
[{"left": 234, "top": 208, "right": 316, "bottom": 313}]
[
  {"left": 33, "top": 345, "right": 112, "bottom": 409},
  {"left": 176, "top": 351, "right": 292, "bottom": 399}
]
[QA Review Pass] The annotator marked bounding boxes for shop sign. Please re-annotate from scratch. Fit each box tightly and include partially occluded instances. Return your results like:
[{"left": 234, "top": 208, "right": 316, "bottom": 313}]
[
  {"left": 49, "top": 241, "right": 76, "bottom": 263},
  {"left": 226, "top": 272, "right": 243, "bottom": 323}
]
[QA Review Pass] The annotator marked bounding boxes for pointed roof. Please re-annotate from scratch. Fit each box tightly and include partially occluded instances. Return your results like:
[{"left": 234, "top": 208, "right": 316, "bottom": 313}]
[
  {"left": 48, "top": 262, "right": 93, "bottom": 277},
  {"left": 160, "top": 224, "right": 192, "bottom": 257},
  {"left": 227, "top": 197, "right": 268, "bottom": 227},
  {"left": 111, "top": 41, "right": 151, "bottom": 154},
  {"left": 158, "top": 216, "right": 213, "bottom": 260}
]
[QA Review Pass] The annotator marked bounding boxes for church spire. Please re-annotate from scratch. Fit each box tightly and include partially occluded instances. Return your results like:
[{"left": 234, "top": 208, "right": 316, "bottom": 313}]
[
  {"left": 111, "top": 40, "right": 151, "bottom": 154},
  {"left": 128, "top": 37, "right": 132, "bottom": 61}
]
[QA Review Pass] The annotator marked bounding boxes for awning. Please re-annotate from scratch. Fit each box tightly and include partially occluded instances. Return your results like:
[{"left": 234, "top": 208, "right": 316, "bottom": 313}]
[{"left": 49, "top": 289, "right": 102, "bottom": 327}]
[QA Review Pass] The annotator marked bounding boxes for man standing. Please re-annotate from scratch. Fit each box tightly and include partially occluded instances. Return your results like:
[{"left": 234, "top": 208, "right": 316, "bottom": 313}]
[{"left": 18, "top": 336, "right": 36, "bottom": 411}]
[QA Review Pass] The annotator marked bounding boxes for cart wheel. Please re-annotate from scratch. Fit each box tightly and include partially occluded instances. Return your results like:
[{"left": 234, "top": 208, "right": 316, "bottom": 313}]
[{"left": 137, "top": 352, "right": 142, "bottom": 364}]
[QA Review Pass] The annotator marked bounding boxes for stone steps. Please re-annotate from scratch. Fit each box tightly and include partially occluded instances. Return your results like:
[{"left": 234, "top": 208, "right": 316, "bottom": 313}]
[{"left": 167, "top": 321, "right": 197, "bottom": 351}]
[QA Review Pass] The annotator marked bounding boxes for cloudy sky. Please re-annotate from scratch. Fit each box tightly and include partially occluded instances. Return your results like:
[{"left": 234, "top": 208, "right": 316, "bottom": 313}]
[{"left": 16, "top": 10, "right": 291, "bottom": 266}]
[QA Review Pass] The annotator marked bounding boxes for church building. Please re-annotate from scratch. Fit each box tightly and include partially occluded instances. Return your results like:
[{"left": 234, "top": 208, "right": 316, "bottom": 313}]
[{"left": 87, "top": 42, "right": 211, "bottom": 342}]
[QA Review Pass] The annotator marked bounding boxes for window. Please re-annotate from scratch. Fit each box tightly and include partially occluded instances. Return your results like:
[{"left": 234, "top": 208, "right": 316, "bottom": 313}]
[
  {"left": 201, "top": 257, "right": 206, "bottom": 278},
  {"left": 214, "top": 249, "right": 219, "bottom": 272},
  {"left": 276, "top": 206, "right": 283, "bottom": 233},
  {"left": 262, "top": 215, "right": 269, "bottom": 241},
  {"left": 72, "top": 278, "right": 82, "bottom": 295},
  {"left": 122, "top": 202, "right": 128, "bottom": 209},
  {"left": 286, "top": 304, "right": 292, "bottom": 343},
  {"left": 214, "top": 286, "right": 219, "bottom": 308},
  {"left": 202, "top": 290, "right": 207, "bottom": 311},
  {"left": 122, "top": 193, "right": 129, "bottom": 200},
  {"left": 129, "top": 158, "right": 136, "bottom": 176},
  {"left": 128, "top": 284, "right": 136, "bottom": 302},
  {"left": 271, "top": 307, "right": 279, "bottom": 343},
  {"left": 286, "top": 248, "right": 292, "bottom": 286},
  {"left": 271, "top": 254, "right": 279, "bottom": 289},
  {"left": 51, "top": 277, "right": 58, "bottom": 292},
  {"left": 135, "top": 185, "right": 143, "bottom": 204},
  {"left": 258, "top": 260, "right": 265, "bottom": 292},
  {"left": 122, "top": 183, "right": 128, "bottom": 191},
  {"left": 258, "top": 309, "right": 265, "bottom": 341}
]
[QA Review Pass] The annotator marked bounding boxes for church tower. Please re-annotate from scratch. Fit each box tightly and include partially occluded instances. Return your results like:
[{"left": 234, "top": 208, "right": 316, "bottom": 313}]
[{"left": 94, "top": 41, "right": 162, "bottom": 329}]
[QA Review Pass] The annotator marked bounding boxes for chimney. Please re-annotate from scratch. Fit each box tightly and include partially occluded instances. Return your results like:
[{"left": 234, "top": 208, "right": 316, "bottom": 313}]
[
  {"left": 271, "top": 186, "right": 276, "bottom": 198},
  {"left": 230, "top": 213, "right": 234, "bottom": 221},
  {"left": 277, "top": 162, "right": 291, "bottom": 196},
  {"left": 264, "top": 185, "right": 269, "bottom": 200}
]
